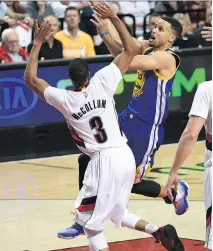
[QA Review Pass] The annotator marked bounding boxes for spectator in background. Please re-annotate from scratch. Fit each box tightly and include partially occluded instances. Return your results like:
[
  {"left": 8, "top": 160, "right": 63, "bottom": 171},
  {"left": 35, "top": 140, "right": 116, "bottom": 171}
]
[
  {"left": 172, "top": 13, "right": 198, "bottom": 48},
  {"left": 143, "top": 12, "right": 161, "bottom": 39},
  {"left": 10, "top": 1, "right": 27, "bottom": 14},
  {"left": 154, "top": 1, "right": 186, "bottom": 16},
  {"left": 117, "top": 1, "right": 150, "bottom": 37},
  {"left": 55, "top": 7, "right": 95, "bottom": 58},
  {"left": 14, "top": 15, "right": 34, "bottom": 48},
  {"left": 49, "top": 1, "right": 70, "bottom": 19},
  {"left": 28, "top": 15, "right": 63, "bottom": 60},
  {"left": 201, "top": 21, "right": 212, "bottom": 41},
  {"left": 186, "top": 1, "right": 203, "bottom": 32},
  {"left": 0, "top": 28, "right": 28, "bottom": 63},
  {"left": 173, "top": 13, "right": 192, "bottom": 35},
  {"left": 0, "top": 1, "right": 28, "bottom": 29},
  {"left": 25, "top": 1, "right": 54, "bottom": 24},
  {"left": 50, "top": 1, "right": 90, "bottom": 19},
  {"left": 0, "top": 1, "right": 34, "bottom": 48},
  {"left": 192, "top": 5, "right": 212, "bottom": 47}
]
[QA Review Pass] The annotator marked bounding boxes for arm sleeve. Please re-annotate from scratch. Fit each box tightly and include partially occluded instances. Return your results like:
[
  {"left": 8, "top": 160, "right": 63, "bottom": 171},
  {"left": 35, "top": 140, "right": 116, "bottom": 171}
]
[
  {"left": 44, "top": 86, "right": 67, "bottom": 116},
  {"left": 93, "top": 62, "right": 122, "bottom": 95},
  {"left": 189, "top": 83, "right": 210, "bottom": 119}
]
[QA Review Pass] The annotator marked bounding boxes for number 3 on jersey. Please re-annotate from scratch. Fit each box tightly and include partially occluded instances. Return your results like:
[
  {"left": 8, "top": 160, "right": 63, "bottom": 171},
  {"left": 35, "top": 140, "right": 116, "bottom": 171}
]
[{"left": 89, "top": 116, "right": 108, "bottom": 143}]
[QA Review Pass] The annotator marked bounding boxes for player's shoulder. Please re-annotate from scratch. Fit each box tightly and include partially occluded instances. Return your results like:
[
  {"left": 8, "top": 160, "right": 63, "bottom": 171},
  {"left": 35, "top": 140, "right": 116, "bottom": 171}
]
[
  {"left": 152, "top": 50, "right": 176, "bottom": 66},
  {"left": 197, "top": 81, "right": 212, "bottom": 93},
  {"left": 153, "top": 50, "right": 174, "bottom": 58}
]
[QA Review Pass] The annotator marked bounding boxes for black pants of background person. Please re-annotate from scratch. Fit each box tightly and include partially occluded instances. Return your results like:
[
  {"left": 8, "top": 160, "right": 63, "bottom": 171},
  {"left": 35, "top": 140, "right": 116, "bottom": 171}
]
[{"left": 78, "top": 153, "right": 173, "bottom": 202}]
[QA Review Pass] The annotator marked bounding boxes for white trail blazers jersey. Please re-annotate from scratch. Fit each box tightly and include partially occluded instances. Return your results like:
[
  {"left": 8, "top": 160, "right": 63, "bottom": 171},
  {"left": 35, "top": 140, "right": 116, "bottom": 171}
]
[
  {"left": 44, "top": 63, "right": 127, "bottom": 156},
  {"left": 189, "top": 80, "right": 212, "bottom": 168}
]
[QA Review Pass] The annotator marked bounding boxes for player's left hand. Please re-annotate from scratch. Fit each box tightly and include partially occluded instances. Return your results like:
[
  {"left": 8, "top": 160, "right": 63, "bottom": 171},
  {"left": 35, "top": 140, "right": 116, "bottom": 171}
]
[
  {"left": 166, "top": 171, "right": 179, "bottom": 202},
  {"left": 33, "top": 19, "right": 52, "bottom": 45},
  {"left": 90, "top": 2, "right": 117, "bottom": 20},
  {"left": 201, "top": 22, "right": 212, "bottom": 42}
]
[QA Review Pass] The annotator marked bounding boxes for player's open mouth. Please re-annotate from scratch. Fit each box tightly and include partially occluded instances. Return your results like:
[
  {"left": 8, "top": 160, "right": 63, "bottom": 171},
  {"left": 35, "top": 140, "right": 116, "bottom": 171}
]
[{"left": 149, "top": 34, "right": 155, "bottom": 42}]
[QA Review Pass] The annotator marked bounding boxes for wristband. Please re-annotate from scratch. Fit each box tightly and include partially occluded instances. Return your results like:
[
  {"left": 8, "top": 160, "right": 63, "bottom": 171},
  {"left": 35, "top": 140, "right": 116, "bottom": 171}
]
[{"left": 100, "top": 31, "right": 109, "bottom": 38}]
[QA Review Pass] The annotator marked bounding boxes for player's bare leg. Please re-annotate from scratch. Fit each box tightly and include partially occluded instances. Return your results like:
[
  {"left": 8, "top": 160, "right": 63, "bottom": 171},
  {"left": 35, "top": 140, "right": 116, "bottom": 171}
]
[
  {"left": 83, "top": 214, "right": 184, "bottom": 251},
  {"left": 57, "top": 155, "right": 188, "bottom": 239},
  {"left": 120, "top": 213, "right": 184, "bottom": 251}
]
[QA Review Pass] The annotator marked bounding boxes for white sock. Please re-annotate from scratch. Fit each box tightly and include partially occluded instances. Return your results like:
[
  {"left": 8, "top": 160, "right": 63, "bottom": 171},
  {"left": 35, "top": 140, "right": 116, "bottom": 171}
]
[{"left": 145, "top": 223, "right": 159, "bottom": 234}]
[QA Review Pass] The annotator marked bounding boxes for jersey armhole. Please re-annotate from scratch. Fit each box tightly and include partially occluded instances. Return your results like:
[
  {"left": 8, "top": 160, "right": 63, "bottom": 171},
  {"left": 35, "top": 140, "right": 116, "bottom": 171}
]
[{"left": 153, "top": 52, "right": 181, "bottom": 81}]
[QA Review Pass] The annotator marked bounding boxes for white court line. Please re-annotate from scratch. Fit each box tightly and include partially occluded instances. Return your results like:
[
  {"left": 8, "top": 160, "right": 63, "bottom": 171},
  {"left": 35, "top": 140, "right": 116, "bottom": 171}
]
[{"left": 0, "top": 140, "right": 205, "bottom": 165}]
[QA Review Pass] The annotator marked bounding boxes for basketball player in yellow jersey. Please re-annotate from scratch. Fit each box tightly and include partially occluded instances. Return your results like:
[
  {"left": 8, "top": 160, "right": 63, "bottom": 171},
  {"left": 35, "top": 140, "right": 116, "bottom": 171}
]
[{"left": 91, "top": 3, "right": 189, "bottom": 210}]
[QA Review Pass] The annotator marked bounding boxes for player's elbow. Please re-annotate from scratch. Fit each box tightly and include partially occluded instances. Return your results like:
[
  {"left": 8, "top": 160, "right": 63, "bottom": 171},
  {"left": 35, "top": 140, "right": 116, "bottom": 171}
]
[
  {"left": 125, "top": 45, "right": 138, "bottom": 56},
  {"left": 184, "top": 127, "right": 199, "bottom": 142},
  {"left": 24, "top": 71, "right": 30, "bottom": 85},
  {"left": 24, "top": 71, "right": 36, "bottom": 87}
]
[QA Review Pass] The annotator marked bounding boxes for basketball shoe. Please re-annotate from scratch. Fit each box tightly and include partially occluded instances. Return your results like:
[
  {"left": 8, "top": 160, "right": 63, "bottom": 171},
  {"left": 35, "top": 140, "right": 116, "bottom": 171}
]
[
  {"left": 57, "top": 222, "right": 84, "bottom": 239},
  {"left": 174, "top": 180, "right": 189, "bottom": 215},
  {"left": 152, "top": 224, "right": 184, "bottom": 251}
]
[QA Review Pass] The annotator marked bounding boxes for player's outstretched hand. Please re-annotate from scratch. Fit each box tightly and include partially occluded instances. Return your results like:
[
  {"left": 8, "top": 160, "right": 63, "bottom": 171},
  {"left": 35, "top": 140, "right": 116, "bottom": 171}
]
[
  {"left": 91, "top": 2, "right": 117, "bottom": 20},
  {"left": 201, "top": 22, "right": 212, "bottom": 42},
  {"left": 166, "top": 171, "right": 179, "bottom": 202},
  {"left": 90, "top": 14, "right": 108, "bottom": 35},
  {"left": 33, "top": 20, "right": 52, "bottom": 45}
]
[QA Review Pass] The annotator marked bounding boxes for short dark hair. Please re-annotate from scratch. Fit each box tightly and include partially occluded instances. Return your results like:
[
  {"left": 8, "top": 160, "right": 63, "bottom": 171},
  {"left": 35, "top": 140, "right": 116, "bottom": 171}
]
[
  {"left": 161, "top": 16, "right": 183, "bottom": 38},
  {"left": 68, "top": 58, "right": 89, "bottom": 89},
  {"left": 150, "top": 12, "right": 162, "bottom": 19},
  {"left": 65, "top": 6, "right": 80, "bottom": 17}
]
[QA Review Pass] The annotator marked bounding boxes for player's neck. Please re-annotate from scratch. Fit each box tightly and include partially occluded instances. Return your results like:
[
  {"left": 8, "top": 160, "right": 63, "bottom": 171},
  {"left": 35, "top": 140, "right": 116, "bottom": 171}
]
[
  {"left": 154, "top": 44, "right": 171, "bottom": 52},
  {"left": 73, "top": 81, "right": 89, "bottom": 91}
]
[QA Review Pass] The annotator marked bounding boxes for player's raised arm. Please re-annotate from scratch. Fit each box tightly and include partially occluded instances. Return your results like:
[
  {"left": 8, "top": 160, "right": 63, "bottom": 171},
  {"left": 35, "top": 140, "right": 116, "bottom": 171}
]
[
  {"left": 24, "top": 20, "right": 51, "bottom": 100},
  {"left": 91, "top": 2, "right": 138, "bottom": 74},
  {"left": 90, "top": 2, "right": 145, "bottom": 58}
]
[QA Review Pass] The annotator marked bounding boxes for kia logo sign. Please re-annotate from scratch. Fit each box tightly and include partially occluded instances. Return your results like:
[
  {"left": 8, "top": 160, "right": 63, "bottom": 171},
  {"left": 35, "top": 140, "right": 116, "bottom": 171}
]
[
  {"left": 0, "top": 172, "right": 39, "bottom": 200},
  {"left": 0, "top": 172, "right": 39, "bottom": 219},
  {"left": 0, "top": 78, "right": 38, "bottom": 119}
]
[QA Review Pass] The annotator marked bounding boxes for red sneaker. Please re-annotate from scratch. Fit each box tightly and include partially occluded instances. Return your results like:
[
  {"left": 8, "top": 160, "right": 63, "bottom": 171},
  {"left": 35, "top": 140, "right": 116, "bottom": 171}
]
[{"left": 152, "top": 224, "right": 184, "bottom": 251}]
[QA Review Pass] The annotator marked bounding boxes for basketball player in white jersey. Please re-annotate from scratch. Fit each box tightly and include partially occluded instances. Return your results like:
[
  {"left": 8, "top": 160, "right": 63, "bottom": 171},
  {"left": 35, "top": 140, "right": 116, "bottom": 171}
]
[
  {"left": 167, "top": 80, "right": 212, "bottom": 249},
  {"left": 167, "top": 25, "right": 212, "bottom": 250},
  {"left": 24, "top": 13, "right": 184, "bottom": 251}
]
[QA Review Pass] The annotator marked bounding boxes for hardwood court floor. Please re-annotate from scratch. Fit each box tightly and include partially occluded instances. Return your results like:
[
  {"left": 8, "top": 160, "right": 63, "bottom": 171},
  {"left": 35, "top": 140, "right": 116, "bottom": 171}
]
[{"left": 0, "top": 142, "right": 209, "bottom": 251}]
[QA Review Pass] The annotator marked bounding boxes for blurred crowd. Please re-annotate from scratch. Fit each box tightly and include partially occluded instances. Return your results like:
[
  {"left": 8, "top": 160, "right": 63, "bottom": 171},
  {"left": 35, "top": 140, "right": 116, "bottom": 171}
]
[{"left": 0, "top": 1, "right": 211, "bottom": 64}]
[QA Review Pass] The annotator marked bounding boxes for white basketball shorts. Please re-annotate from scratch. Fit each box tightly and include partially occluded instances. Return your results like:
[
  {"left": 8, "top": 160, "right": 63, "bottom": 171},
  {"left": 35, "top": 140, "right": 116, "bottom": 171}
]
[{"left": 75, "top": 144, "right": 136, "bottom": 232}]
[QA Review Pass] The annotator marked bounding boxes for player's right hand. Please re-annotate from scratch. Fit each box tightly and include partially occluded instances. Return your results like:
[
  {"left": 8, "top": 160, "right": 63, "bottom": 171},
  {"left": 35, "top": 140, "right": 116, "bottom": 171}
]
[
  {"left": 166, "top": 171, "right": 179, "bottom": 202},
  {"left": 90, "top": 14, "right": 109, "bottom": 36},
  {"left": 91, "top": 2, "right": 117, "bottom": 20},
  {"left": 33, "top": 20, "right": 52, "bottom": 45}
]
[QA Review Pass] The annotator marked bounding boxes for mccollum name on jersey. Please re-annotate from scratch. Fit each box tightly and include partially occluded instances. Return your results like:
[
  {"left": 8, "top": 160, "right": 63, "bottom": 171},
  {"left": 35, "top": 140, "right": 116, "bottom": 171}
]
[{"left": 72, "top": 99, "right": 107, "bottom": 120}]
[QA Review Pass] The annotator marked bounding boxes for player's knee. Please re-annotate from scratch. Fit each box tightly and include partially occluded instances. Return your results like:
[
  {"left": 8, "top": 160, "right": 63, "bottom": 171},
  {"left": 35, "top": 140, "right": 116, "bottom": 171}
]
[
  {"left": 85, "top": 229, "right": 108, "bottom": 251},
  {"left": 131, "top": 179, "right": 161, "bottom": 197},
  {"left": 121, "top": 212, "right": 140, "bottom": 230}
]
